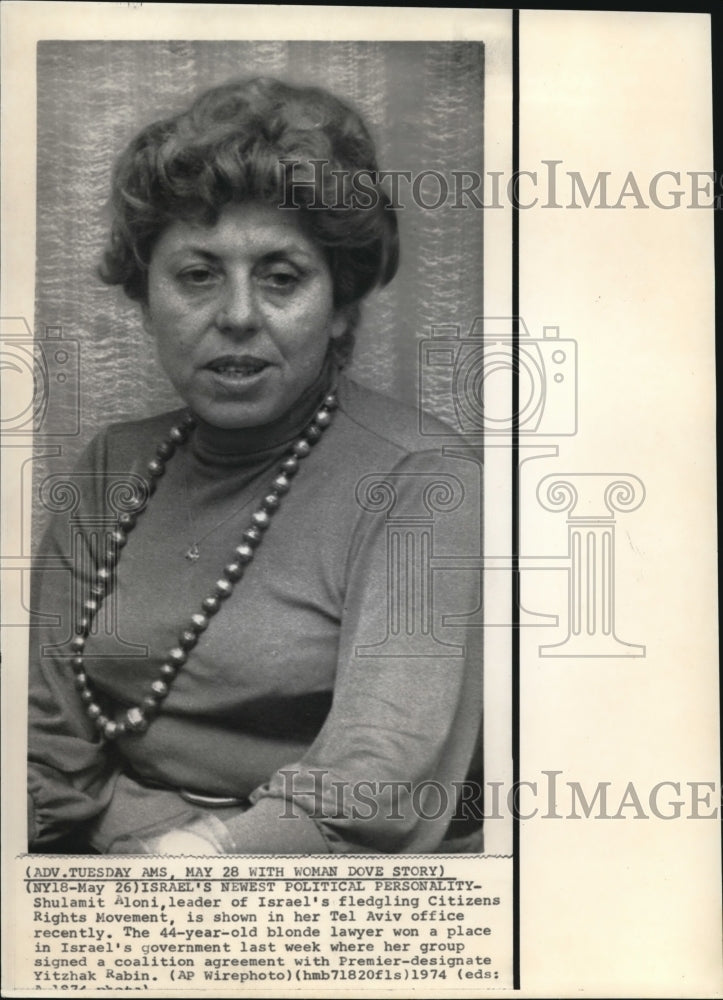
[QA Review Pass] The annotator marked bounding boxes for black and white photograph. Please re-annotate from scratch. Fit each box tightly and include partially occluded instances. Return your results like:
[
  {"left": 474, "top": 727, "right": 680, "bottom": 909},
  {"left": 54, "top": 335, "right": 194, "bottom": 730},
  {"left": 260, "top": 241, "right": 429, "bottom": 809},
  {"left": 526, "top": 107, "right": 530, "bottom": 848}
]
[
  {"left": 1, "top": 4, "right": 720, "bottom": 998},
  {"left": 25, "top": 39, "right": 496, "bottom": 858}
]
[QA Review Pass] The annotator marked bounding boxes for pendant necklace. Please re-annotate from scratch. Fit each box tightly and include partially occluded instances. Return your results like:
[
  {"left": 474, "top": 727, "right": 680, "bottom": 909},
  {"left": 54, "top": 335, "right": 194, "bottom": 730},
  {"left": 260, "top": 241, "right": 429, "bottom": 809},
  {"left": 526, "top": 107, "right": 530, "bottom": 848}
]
[
  {"left": 69, "top": 389, "right": 338, "bottom": 741},
  {"left": 180, "top": 453, "right": 279, "bottom": 564}
]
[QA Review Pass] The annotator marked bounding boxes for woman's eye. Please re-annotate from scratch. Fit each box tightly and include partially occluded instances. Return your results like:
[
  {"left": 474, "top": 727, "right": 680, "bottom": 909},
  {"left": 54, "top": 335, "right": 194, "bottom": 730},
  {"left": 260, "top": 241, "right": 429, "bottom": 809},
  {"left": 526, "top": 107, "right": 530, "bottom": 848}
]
[
  {"left": 261, "top": 269, "right": 301, "bottom": 291},
  {"left": 178, "top": 267, "right": 217, "bottom": 286}
]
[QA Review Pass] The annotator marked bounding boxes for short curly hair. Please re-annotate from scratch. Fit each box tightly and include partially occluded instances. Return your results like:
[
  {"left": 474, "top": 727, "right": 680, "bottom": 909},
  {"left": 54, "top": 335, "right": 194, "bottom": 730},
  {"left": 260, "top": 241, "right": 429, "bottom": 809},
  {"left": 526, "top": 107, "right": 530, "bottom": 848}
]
[{"left": 99, "top": 77, "right": 400, "bottom": 365}]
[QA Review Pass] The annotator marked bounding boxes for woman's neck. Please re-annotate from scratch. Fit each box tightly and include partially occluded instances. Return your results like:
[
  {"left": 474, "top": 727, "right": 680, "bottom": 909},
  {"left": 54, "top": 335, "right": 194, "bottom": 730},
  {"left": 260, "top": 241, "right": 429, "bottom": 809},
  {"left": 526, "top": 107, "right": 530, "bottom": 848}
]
[{"left": 189, "top": 359, "right": 336, "bottom": 466}]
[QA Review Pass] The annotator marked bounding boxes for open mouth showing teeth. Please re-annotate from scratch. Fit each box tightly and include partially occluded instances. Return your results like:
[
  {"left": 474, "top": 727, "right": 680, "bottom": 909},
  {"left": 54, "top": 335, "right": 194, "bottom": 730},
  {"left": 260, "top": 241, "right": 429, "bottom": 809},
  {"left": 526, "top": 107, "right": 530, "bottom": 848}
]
[{"left": 207, "top": 359, "right": 268, "bottom": 376}]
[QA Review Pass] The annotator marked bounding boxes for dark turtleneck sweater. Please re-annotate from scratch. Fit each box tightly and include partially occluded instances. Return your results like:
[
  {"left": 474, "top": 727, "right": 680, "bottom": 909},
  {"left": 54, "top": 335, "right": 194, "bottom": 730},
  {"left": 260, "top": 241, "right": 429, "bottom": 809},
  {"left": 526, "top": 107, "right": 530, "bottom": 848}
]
[{"left": 28, "top": 373, "right": 483, "bottom": 854}]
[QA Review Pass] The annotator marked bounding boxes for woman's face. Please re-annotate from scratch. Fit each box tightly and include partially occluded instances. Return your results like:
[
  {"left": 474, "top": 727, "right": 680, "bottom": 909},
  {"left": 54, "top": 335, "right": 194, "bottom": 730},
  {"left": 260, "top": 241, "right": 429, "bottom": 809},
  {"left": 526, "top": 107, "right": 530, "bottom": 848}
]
[{"left": 143, "top": 201, "right": 346, "bottom": 429}]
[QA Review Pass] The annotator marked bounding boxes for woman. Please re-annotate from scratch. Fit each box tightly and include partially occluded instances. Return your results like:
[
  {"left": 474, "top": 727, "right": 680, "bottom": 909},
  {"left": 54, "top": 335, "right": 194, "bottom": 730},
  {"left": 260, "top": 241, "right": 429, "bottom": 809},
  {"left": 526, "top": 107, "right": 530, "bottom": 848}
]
[{"left": 28, "top": 77, "right": 483, "bottom": 855}]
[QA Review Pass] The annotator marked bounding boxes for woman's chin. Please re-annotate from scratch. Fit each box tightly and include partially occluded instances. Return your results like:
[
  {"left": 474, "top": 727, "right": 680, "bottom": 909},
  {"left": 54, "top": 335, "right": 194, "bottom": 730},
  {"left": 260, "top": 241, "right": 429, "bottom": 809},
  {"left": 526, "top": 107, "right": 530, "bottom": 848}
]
[
  {"left": 186, "top": 391, "right": 301, "bottom": 431},
  {"left": 181, "top": 371, "right": 282, "bottom": 429},
  {"left": 188, "top": 399, "right": 278, "bottom": 430},
  {"left": 181, "top": 368, "right": 324, "bottom": 431}
]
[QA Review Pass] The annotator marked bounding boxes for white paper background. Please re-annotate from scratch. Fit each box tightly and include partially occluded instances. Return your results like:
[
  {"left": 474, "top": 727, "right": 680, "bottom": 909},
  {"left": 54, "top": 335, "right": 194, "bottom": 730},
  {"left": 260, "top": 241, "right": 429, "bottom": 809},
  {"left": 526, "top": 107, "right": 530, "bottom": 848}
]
[{"left": 518, "top": 11, "right": 720, "bottom": 996}]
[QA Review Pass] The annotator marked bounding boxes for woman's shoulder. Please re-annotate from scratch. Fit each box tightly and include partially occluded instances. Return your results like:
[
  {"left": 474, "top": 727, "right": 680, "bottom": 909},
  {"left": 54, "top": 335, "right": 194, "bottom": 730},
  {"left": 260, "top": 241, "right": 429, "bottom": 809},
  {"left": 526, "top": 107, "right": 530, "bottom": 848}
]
[
  {"left": 336, "top": 375, "right": 461, "bottom": 460},
  {"left": 80, "top": 408, "right": 188, "bottom": 468},
  {"left": 105, "top": 408, "right": 188, "bottom": 441}
]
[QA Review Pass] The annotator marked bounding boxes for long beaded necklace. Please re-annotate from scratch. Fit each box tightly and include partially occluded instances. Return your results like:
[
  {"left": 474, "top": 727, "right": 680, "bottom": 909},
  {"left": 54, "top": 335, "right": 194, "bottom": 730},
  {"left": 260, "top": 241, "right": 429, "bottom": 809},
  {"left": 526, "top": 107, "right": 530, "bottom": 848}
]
[{"left": 69, "top": 389, "right": 338, "bottom": 742}]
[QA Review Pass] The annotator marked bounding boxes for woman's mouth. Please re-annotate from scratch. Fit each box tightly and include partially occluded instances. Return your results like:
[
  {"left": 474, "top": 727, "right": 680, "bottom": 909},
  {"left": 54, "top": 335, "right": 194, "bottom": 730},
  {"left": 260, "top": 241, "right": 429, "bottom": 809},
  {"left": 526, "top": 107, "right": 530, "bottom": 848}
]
[{"left": 206, "top": 355, "right": 270, "bottom": 377}]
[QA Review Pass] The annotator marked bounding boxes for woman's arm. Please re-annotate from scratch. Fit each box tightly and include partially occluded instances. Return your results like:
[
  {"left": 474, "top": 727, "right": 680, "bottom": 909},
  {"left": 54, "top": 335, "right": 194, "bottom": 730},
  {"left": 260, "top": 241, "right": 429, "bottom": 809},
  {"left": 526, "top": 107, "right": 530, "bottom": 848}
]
[
  {"left": 212, "top": 446, "right": 483, "bottom": 854},
  {"left": 28, "top": 432, "right": 121, "bottom": 849}
]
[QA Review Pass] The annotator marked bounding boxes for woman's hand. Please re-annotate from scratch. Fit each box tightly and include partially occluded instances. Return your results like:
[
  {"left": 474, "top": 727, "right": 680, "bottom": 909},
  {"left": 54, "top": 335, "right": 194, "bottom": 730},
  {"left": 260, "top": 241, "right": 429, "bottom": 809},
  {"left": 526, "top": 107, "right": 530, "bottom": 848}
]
[
  {"left": 107, "top": 813, "right": 233, "bottom": 855},
  {"left": 139, "top": 827, "right": 223, "bottom": 855}
]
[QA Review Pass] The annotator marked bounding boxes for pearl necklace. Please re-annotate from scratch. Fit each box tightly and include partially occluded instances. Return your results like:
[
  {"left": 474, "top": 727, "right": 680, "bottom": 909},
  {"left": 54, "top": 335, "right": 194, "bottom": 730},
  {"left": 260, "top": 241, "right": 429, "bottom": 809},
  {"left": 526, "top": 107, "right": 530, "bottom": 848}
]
[{"left": 70, "top": 390, "right": 339, "bottom": 742}]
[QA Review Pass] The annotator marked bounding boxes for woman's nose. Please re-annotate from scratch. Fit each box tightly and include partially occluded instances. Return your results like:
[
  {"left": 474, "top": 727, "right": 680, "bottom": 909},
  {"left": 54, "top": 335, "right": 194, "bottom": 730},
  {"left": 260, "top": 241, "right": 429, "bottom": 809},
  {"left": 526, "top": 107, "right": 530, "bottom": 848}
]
[{"left": 215, "top": 275, "right": 259, "bottom": 335}]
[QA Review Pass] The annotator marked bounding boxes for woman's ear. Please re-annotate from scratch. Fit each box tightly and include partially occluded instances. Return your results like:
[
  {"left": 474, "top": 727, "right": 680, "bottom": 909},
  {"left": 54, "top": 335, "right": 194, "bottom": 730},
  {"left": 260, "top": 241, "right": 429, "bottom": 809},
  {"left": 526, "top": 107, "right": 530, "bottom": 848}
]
[{"left": 330, "top": 304, "right": 355, "bottom": 341}]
